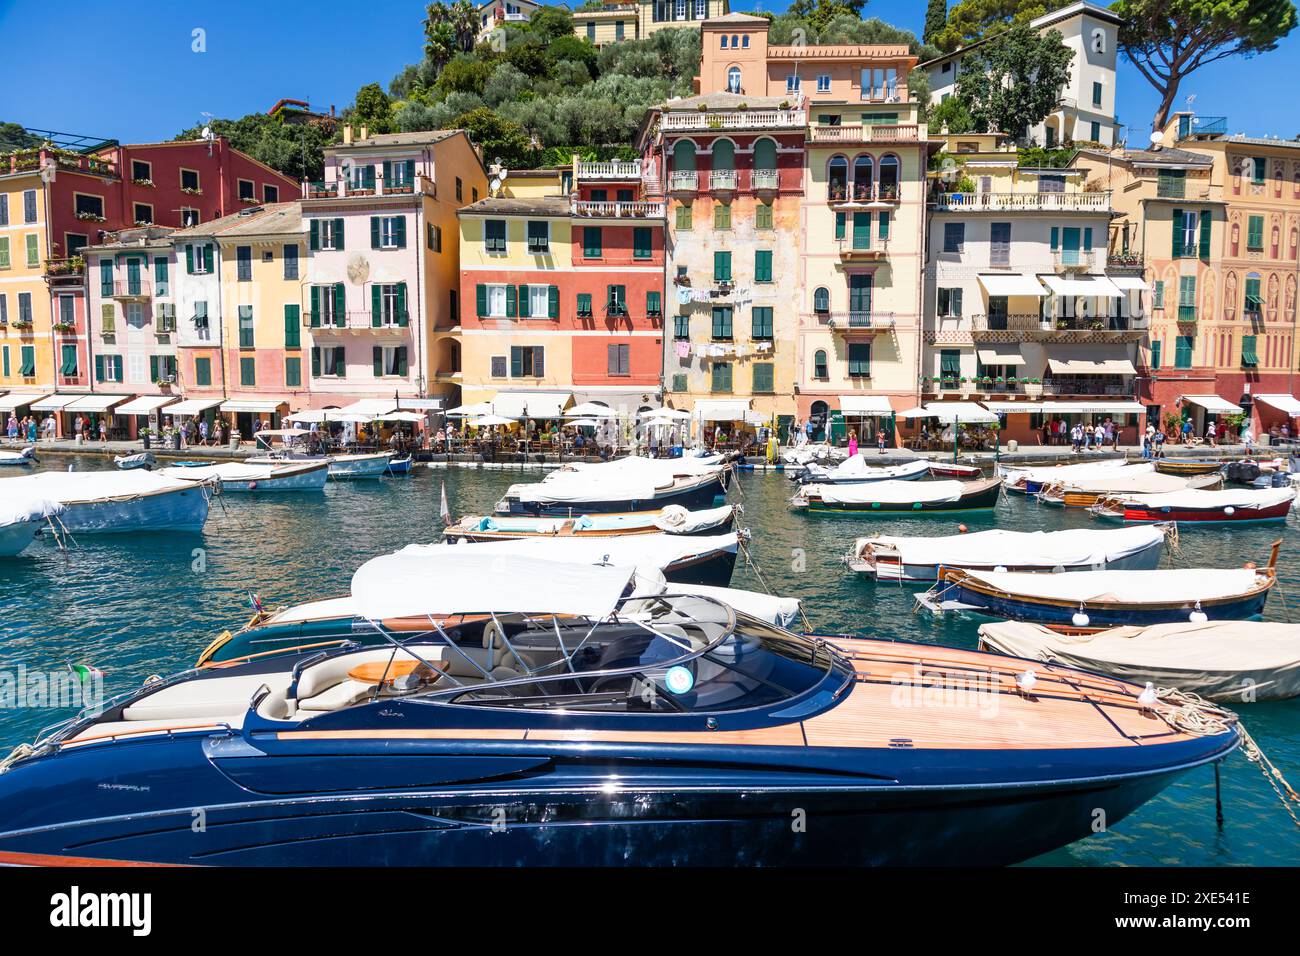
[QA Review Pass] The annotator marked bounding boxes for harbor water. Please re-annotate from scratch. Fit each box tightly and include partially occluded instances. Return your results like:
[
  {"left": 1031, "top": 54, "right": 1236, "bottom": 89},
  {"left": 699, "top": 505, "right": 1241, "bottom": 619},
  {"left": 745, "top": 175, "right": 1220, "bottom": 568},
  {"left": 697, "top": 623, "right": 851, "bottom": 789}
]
[{"left": 2, "top": 454, "right": 1297, "bottom": 865}]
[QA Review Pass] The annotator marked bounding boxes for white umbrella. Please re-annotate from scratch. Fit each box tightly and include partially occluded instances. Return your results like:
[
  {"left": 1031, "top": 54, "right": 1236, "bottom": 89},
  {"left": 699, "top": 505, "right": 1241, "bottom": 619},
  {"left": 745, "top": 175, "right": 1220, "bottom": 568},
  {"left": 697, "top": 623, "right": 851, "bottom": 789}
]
[
  {"left": 446, "top": 401, "right": 494, "bottom": 417},
  {"left": 374, "top": 411, "right": 425, "bottom": 423},
  {"left": 566, "top": 402, "right": 618, "bottom": 419},
  {"left": 643, "top": 408, "right": 691, "bottom": 421},
  {"left": 568, "top": 418, "right": 600, "bottom": 427},
  {"left": 467, "top": 415, "right": 516, "bottom": 427}
]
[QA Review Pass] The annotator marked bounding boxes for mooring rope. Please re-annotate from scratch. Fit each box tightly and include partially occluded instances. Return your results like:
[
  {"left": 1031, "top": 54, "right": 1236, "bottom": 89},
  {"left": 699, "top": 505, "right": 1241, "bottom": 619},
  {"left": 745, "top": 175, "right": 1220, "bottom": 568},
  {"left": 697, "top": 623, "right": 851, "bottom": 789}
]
[{"left": 737, "top": 535, "right": 812, "bottom": 632}]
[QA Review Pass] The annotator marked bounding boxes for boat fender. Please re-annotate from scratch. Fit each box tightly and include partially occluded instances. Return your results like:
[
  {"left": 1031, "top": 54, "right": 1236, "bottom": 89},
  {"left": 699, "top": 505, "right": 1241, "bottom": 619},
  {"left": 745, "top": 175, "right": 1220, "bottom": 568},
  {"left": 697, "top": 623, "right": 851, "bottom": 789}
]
[
  {"left": 958, "top": 524, "right": 968, "bottom": 533},
  {"left": 1071, "top": 605, "right": 1090, "bottom": 628},
  {"left": 248, "top": 481, "right": 258, "bottom": 490},
  {"left": 1224, "top": 506, "right": 1235, "bottom": 516},
  {"left": 1189, "top": 601, "right": 1208, "bottom": 624},
  {"left": 1016, "top": 669, "right": 1037, "bottom": 695}
]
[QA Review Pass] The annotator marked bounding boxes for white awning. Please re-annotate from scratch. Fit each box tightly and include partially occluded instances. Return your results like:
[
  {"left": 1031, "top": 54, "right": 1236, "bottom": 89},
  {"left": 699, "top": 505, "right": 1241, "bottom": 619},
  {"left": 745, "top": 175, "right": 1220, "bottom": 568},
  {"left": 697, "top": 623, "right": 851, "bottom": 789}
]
[
  {"left": 1183, "top": 394, "right": 1241, "bottom": 414},
  {"left": 1045, "top": 344, "right": 1137, "bottom": 375},
  {"left": 164, "top": 398, "right": 224, "bottom": 416},
  {"left": 219, "top": 399, "right": 287, "bottom": 413},
  {"left": 1038, "top": 400, "right": 1147, "bottom": 414},
  {"left": 445, "top": 401, "right": 494, "bottom": 418},
  {"left": 976, "top": 343, "right": 1027, "bottom": 366},
  {"left": 978, "top": 274, "right": 1047, "bottom": 297},
  {"left": 1108, "top": 275, "right": 1149, "bottom": 291},
  {"left": 1255, "top": 394, "right": 1300, "bottom": 417},
  {"left": 115, "top": 396, "right": 178, "bottom": 415},
  {"left": 338, "top": 398, "right": 440, "bottom": 416},
  {"left": 30, "top": 394, "right": 82, "bottom": 412},
  {"left": 66, "top": 394, "right": 131, "bottom": 413},
  {"left": 693, "top": 399, "right": 752, "bottom": 422},
  {"left": 1039, "top": 274, "right": 1124, "bottom": 298},
  {"left": 838, "top": 395, "right": 894, "bottom": 414},
  {"left": 900, "top": 402, "right": 999, "bottom": 424},
  {"left": 0, "top": 393, "right": 50, "bottom": 411},
  {"left": 983, "top": 401, "right": 1044, "bottom": 413},
  {"left": 491, "top": 391, "right": 572, "bottom": 419}
]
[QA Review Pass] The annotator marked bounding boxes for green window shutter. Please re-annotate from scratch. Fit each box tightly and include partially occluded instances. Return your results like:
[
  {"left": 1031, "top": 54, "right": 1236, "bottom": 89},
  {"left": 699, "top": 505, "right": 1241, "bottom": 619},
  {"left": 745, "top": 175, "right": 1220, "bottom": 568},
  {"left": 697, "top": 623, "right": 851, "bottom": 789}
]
[
  {"left": 852, "top": 212, "right": 871, "bottom": 249},
  {"left": 1049, "top": 227, "right": 1059, "bottom": 251},
  {"left": 1198, "top": 211, "right": 1211, "bottom": 259},
  {"left": 363, "top": 165, "right": 376, "bottom": 189},
  {"left": 238, "top": 305, "right": 254, "bottom": 347},
  {"left": 476, "top": 283, "right": 487, "bottom": 317},
  {"left": 1241, "top": 334, "right": 1259, "bottom": 366},
  {"left": 756, "top": 202, "right": 772, "bottom": 230},
  {"left": 676, "top": 204, "right": 692, "bottom": 230},
  {"left": 397, "top": 346, "right": 408, "bottom": 376},
  {"left": 334, "top": 346, "right": 346, "bottom": 377},
  {"left": 1152, "top": 280, "right": 1164, "bottom": 309},
  {"left": 752, "top": 306, "right": 773, "bottom": 338},
  {"left": 1178, "top": 275, "right": 1197, "bottom": 321},
  {"left": 25, "top": 234, "right": 37, "bottom": 267},
  {"left": 20, "top": 346, "right": 34, "bottom": 377},
  {"left": 285, "top": 357, "right": 301, "bottom": 387},
  {"left": 755, "top": 250, "right": 772, "bottom": 282},
  {"left": 548, "top": 285, "right": 559, "bottom": 318},
  {"left": 397, "top": 283, "right": 408, "bottom": 326},
  {"left": 333, "top": 282, "right": 345, "bottom": 325},
  {"left": 1247, "top": 215, "right": 1264, "bottom": 250},
  {"left": 633, "top": 227, "right": 651, "bottom": 259},
  {"left": 309, "top": 220, "right": 319, "bottom": 251},
  {"left": 711, "top": 306, "right": 732, "bottom": 339},
  {"left": 373, "top": 346, "right": 383, "bottom": 377},
  {"left": 711, "top": 362, "right": 732, "bottom": 393},
  {"left": 203, "top": 245, "right": 214, "bottom": 273},
  {"left": 583, "top": 226, "right": 602, "bottom": 258},
  {"left": 518, "top": 284, "right": 531, "bottom": 318},
  {"left": 395, "top": 217, "right": 406, "bottom": 248},
  {"left": 1171, "top": 209, "right": 1184, "bottom": 258},
  {"left": 195, "top": 357, "right": 211, "bottom": 386},
  {"left": 383, "top": 160, "right": 392, "bottom": 184},
  {"left": 834, "top": 212, "right": 845, "bottom": 240},
  {"left": 0, "top": 237, "right": 8, "bottom": 269},
  {"left": 370, "top": 217, "right": 381, "bottom": 249},
  {"left": 1083, "top": 227, "right": 1093, "bottom": 252},
  {"left": 577, "top": 293, "right": 592, "bottom": 316},
  {"left": 714, "top": 203, "right": 730, "bottom": 229},
  {"left": 334, "top": 219, "right": 344, "bottom": 250},
  {"left": 149, "top": 355, "right": 159, "bottom": 382},
  {"left": 510, "top": 347, "right": 523, "bottom": 378},
  {"left": 311, "top": 348, "right": 321, "bottom": 377},
  {"left": 505, "top": 284, "right": 517, "bottom": 317},
  {"left": 371, "top": 284, "right": 382, "bottom": 327},
  {"left": 404, "top": 160, "right": 415, "bottom": 184},
  {"left": 154, "top": 256, "right": 168, "bottom": 293},
  {"left": 95, "top": 355, "right": 105, "bottom": 382},
  {"left": 240, "top": 357, "right": 256, "bottom": 387},
  {"left": 310, "top": 286, "right": 321, "bottom": 326},
  {"left": 713, "top": 251, "right": 731, "bottom": 282},
  {"left": 1150, "top": 340, "right": 1161, "bottom": 369},
  {"left": 848, "top": 342, "right": 872, "bottom": 377},
  {"left": 100, "top": 260, "right": 113, "bottom": 295},
  {"left": 647, "top": 290, "right": 661, "bottom": 315},
  {"left": 752, "top": 362, "right": 774, "bottom": 393},
  {"left": 284, "top": 305, "right": 300, "bottom": 348},
  {"left": 1175, "top": 334, "right": 1194, "bottom": 368},
  {"left": 878, "top": 211, "right": 890, "bottom": 239},
  {"left": 1, "top": 348, "right": 8, "bottom": 377}
]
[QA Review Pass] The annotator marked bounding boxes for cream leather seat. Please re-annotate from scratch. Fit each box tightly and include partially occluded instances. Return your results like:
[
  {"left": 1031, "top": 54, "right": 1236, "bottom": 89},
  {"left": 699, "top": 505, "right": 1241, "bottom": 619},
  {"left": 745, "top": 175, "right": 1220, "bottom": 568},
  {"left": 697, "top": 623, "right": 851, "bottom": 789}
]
[{"left": 294, "top": 645, "right": 445, "bottom": 715}]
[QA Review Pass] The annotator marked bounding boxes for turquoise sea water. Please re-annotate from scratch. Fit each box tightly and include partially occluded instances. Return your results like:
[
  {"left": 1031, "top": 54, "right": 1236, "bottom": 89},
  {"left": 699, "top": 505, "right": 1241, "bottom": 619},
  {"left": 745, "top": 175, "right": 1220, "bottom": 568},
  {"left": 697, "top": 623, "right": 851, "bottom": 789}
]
[{"left": 1, "top": 454, "right": 1297, "bottom": 865}]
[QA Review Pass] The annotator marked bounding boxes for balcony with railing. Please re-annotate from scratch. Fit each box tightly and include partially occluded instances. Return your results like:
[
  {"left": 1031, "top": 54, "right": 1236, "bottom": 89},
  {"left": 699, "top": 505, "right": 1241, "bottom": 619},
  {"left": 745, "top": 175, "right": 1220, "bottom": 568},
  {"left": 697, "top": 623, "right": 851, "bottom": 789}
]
[
  {"left": 571, "top": 200, "right": 665, "bottom": 218},
  {"left": 668, "top": 170, "right": 698, "bottom": 193},
  {"left": 837, "top": 238, "right": 889, "bottom": 261},
  {"left": 808, "top": 124, "right": 921, "bottom": 145},
  {"left": 709, "top": 169, "right": 737, "bottom": 192},
  {"left": 1052, "top": 249, "right": 1100, "bottom": 270},
  {"left": 751, "top": 169, "right": 780, "bottom": 191},
  {"left": 112, "top": 280, "right": 152, "bottom": 300},
  {"left": 44, "top": 257, "right": 85, "bottom": 285},
  {"left": 825, "top": 310, "right": 895, "bottom": 330},
  {"left": 305, "top": 175, "right": 425, "bottom": 200},
  {"left": 307, "top": 311, "right": 411, "bottom": 332},
  {"left": 577, "top": 160, "right": 642, "bottom": 181},
  {"left": 661, "top": 108, "right": 807, "bottom": 133},
  {"left": 1176, "top": 115, "right": 1227, "bottom": 139},
  {"left": 933, "top": 191, "right": 1110, "bottom": 212},
  {"left": 828, "top": 181, "right": 900, "bottom": 204}
]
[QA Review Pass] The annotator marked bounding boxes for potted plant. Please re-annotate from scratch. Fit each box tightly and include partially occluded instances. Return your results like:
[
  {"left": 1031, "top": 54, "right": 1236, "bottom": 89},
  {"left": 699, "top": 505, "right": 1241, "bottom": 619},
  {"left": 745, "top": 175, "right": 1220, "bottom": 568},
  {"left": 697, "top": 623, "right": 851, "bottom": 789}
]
[
  {"left": 133, "top": 178, "right": 154, "bottom": 187},
  {"left": 53, "top": 321, "right": 75, "bottom": 332}
]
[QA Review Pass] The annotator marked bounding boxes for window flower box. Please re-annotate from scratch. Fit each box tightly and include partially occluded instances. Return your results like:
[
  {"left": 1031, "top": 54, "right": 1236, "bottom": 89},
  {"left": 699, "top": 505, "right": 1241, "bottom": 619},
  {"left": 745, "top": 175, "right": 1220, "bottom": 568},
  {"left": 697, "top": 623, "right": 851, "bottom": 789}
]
[
  {"left": 76, "top": 211, "right": 106, "bottom": 222},
  {"left": 133, "top": 178, "right": 155, "bottom": 188},
  {"left": 181, "top": 186, "right": 203, "bottom": 196},
  {"left": 53, "top": 321, "right": 76, "bottom": 333},
  {"left": 239, "top": 195, "right": 259, "bottom": 204}
]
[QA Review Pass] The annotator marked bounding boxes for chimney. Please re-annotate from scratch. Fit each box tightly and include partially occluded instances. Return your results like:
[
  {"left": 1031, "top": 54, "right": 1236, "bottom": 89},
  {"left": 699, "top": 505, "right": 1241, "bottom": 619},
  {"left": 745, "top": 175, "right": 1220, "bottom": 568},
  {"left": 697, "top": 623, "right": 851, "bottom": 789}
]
[
  {"left": 360, "top": 126, "right": 369, "bottom": 141},
  {"left": 343, "top": 124, "right": 353, "bottom": 145}
]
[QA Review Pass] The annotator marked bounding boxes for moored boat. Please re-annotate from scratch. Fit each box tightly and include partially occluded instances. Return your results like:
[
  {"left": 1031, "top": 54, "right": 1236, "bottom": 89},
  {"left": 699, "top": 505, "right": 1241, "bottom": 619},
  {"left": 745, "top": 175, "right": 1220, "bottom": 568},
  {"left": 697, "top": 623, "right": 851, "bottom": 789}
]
[
  {"left": 846, "top": 525, "right": 1169, "bottom": 582},
  {"left": 0, "top": 471, "right": 213, "bottom": 534},
  {"left": 445, "top": 503, "right": 735, "bottom": 542},
  {"left": 113, "top": 452, "right": 155, "bottom": 471},
  {"left": 0, "top": 551, "right": 1240, "bottom": 866},
  {"left": 0, "top": 447, "right": 37, "bottom": 468},
  {"left": 1153, "top": 457, "right": 1225, "bottom": 477},
  {"left": 385, "top": 455, "right": 414, "bottom": 475},
  {"left": 159, "top": 460, "right": 329, "bottom": 493},
  {"left": 1038, "top": 470, "right": 1221, "bottom": 508},
  {"left": 978, "top": 619, "right": 1300, "bottom": 702},
  {"left": 1090, "top": 486, "right": 1296, "bottom": 523},
  {"left": 922, "top": 562, "right": 1277, "bottom": 630},
  {"left": 999, "top": 457, "right": 1130, "bottom": 495},
  {"left": 327, "top": 451, "right": 395, "bottom": 480},
  {"left": 791, "top": 456, "right": 929, "bottom": 485},
  {"left": 496, "top": 456, "right": 729, "bottom": 516},
  {"left": 792, "top": 476, "right": 1001, "bottom": 514},
  {"left": 927, "top": 461, "right": 983, "bottom": 479},
  {"left": 0, "top": 496, "right": 63, "bottom": 557}
]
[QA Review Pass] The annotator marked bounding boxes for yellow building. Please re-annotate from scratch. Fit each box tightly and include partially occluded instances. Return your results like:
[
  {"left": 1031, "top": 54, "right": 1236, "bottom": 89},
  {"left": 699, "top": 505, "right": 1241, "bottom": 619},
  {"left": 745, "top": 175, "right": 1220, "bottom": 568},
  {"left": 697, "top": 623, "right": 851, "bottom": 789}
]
[
  {"left": 0, "top": 168, "right": 55, "bottom": 408},
  {"left": 573, "top": 0, "right": 729, "bottom": 46}
]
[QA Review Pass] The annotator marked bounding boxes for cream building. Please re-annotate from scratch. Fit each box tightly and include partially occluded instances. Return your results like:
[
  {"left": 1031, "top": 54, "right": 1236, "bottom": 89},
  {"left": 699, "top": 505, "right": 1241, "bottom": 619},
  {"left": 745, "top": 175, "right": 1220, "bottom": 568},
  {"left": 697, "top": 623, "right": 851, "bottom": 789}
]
[{"left": 573, "top": 0, "right": 729, "bottom": 46}]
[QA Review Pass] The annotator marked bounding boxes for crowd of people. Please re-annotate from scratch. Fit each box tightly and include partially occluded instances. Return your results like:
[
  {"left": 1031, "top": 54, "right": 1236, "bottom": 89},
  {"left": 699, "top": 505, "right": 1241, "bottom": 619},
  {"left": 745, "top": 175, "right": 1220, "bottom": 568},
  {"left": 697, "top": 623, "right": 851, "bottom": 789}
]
[{"left": 5, "top": 413, "right": 54, "bottom": 443}]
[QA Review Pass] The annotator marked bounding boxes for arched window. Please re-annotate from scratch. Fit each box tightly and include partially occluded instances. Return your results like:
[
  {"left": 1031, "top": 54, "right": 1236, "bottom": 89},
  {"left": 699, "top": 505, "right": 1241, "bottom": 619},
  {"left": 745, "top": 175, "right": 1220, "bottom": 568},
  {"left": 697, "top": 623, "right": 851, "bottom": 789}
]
[
  {"left": 852, "top": 155, "right": 874, "bottom": 200},
  {"left": 720, "top": 35, "right": 728, "bottom": 48},
  {"left": 672, "top": 140, "right": 697, "bottom": 172},
  {"left": 813, "top": 351, "right": 828, "bottom": 379},
  {"left": 731, "top": 34, "right": 739, "bottom": 47},
  {"left": 813, "top": 287, "right": 830, "bottom": 313},
  {"left": 878, "top": 154, "right": 900, "bottom": 200},
  {"left": 827, "top": 155, "right": 848, "bottom": 200},
  {"left": 712, "top": 138, "right": 736, "bottom": 172},
  {"left": 742, "top": 35, "right": 749, "bottom": 48},
  {"left": 727, "top": 67, "right": 742, "bottom": 94},
  {"left": 753, "top": 137, "right": 777, "bottom": 173}
]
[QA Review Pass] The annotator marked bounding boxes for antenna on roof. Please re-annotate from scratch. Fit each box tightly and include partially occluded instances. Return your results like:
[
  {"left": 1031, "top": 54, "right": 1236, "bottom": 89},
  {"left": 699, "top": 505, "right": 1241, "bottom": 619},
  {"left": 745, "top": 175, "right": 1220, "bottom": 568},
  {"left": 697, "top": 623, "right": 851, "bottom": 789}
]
[{"left": 200, "top": 112, "right": 215, "bottom": 157}]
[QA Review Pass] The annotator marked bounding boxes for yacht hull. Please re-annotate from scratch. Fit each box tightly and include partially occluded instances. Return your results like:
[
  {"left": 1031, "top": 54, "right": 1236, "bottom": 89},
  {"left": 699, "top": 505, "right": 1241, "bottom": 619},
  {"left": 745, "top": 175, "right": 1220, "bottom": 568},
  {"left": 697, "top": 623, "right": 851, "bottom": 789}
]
[
  {"left": 501, "top": 475, "right": 726, "bottom": 516},
  {"left": 0, "top": 519, "right": 40, "bottom": 557},
  {"left": 57, "top": 485, "right": 211, "bottom": 533}
]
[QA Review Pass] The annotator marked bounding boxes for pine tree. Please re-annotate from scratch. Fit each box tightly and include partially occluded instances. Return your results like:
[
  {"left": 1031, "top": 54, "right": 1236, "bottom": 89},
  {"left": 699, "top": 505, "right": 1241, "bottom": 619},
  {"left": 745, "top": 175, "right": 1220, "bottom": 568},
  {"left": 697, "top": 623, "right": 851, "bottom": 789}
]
[{"left": 923, "top": 0, "right": 948, "bottom": 44}]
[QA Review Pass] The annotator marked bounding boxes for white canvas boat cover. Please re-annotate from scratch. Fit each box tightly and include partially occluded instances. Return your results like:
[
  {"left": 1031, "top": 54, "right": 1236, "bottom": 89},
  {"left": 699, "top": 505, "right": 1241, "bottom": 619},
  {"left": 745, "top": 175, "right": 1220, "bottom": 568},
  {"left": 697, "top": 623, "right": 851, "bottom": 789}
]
[
  {"left": 550, "top": 455, "right": 724, "bottom": 479},
  {"left": 838, "top": 395, "right": 895, "bottom": 414},
  {"left": 0, "top": 494, "right": 63, "bottom": 529},
  {"left": 976, "top": 343, "right": 1027, "bottom": 366},
  {"left": 961, "top": 567, "right": 1264, "bottom": 605},
  {"left": 1045, "top": 344, "right": 1137, "bottom": 375},
  {"left": 66, "top": 394, "right": 130, "bottom": 413},
  {"left": 115, "top": 395, "right": 178, "bottom": 415},
  {"left": 1001, "top": 458, "right": 1133, "bottom": 484},
  {"left": 809, "top": 456, "right": 929, "bottom": 482},
  {"left": 1044, "top": 471, "right": 1206, "bottom": 495},
  {"left": 1255, "top": 394, "right": 1300, "bottom": 417},
  {"left": 653, "top": 504, "right": 734, "bottom": 534},
  {"left": 491, "top": 391, "right": 572, "bottom": 419},
  {"left": 1112, "top": 487, "right": 1296, "bottom": 510},
  {"left": 1182, "top": 394, "right": 1240, "bottom": 414},
  {"left": 978, "top": 273, "right": 1047, "bottom": 297},
  {"left": 403, "top": 532, "right": 739, "bottom": 580},
  {"left": 977, "top": 620, "right": 1300, "bottom": 702},
  {"left": 677, "top": 583, "right": 801, "bottom": 629},
  {"left": 351, "top": 552, "right": 638, "bottom": 620},
  {"left": 859, "top": 526, "right": 1165, "bottom": 569},
  {"left": 165, "top": 398, "right": 223, "bottom": 416},
  {"left": 0, "top": 470, "right": 203, "bottom": 506},
  {"left": 814, "top": 479, "right": 967, "bottom": 506},
  {"left": 0, "top": 393, "right": 49, "bottom": 411},
  {"left": 158, "top": 461, "right": 321, "bottom": 484}
]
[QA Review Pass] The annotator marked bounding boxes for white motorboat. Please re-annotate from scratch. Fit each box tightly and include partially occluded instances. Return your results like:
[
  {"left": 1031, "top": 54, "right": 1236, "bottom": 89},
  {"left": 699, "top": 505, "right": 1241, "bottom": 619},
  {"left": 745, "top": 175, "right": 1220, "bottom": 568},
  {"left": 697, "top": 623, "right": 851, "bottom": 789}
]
[
  {"left": 497, "top": 455, "right": 729, "bottom": 515},
  {"left": 0, "top": 495, "right": 63, "bottom": 556},
  {"left": 847, "top": 525, "right": 1170, "bottom": 582},
  {"left": 0, "top": 447, "right": 37, "bottom": 468},
  {"left": 159, "top": 460, "right": 329, "bottom": 492},
  {"left": 792, "top": 456, "right": 929, "bottom": 485},
  {"left": 327, "top": 452, "right": 394, "bottom": 480},
  {"left": 0, "top": 471, "right": 214, "bottom": 534},
  {"left": 113, "top": 452, "right": 156, "bottom": 471}
]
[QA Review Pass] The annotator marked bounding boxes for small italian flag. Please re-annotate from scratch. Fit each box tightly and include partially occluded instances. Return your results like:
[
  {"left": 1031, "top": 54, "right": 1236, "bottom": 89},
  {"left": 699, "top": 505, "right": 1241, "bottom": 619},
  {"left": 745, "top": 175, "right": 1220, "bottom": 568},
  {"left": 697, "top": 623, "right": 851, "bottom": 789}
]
[{"left": 67, "top": 663, "right": 104, "bottom": 687}]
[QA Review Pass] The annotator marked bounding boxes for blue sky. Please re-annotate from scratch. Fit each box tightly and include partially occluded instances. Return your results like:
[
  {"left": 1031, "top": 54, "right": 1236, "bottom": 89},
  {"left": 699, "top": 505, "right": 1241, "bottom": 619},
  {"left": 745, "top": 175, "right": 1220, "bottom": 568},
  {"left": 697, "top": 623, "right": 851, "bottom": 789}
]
[{"left": 0, "top": 0, "right": 1295, "bottom": 143}]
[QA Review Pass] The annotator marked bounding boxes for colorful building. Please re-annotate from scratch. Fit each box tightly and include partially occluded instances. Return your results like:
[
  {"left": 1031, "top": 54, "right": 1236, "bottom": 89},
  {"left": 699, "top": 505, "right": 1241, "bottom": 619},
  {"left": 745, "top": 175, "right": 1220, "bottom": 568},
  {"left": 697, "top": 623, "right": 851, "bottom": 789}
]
[
  {"left": 573, "top": 0, "right": 729, "bottom": 46},
  {"left": 925, "top": 132, "right": 1145, "bottom": 445},
  {"left": 301, "top": 127, "right": 487, "bottom": 410},
  {"left": 456, "top": 161, "right": 666, "bottom": 415},
  {"left": 0, "top": 163, "right": 55, "bottom": 416}
]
